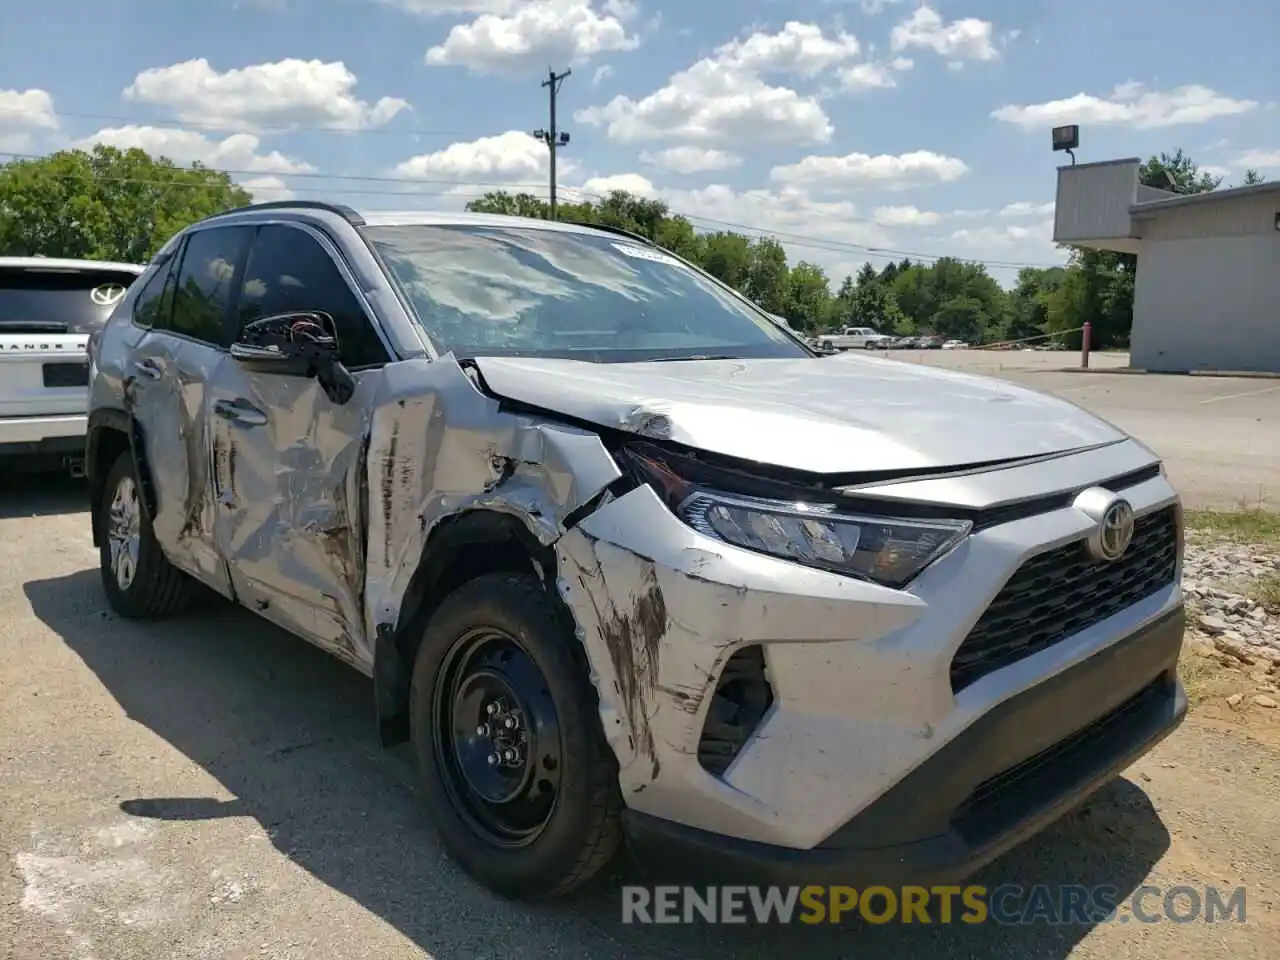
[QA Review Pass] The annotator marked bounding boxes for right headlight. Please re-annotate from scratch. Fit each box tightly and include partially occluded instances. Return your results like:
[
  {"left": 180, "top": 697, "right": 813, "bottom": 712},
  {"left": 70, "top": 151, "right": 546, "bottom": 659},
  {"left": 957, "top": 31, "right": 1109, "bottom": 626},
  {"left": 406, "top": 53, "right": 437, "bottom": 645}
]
[{"left": 678, "top": 489, "right": 971, "bottom": 588}]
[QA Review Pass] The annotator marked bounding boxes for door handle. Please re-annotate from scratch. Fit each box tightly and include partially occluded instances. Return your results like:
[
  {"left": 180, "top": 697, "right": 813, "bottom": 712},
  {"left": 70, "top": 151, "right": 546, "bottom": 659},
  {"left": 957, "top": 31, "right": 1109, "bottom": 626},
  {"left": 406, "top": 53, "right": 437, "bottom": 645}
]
[
  {"left": 213, "top": 398, "right": 268, "bottom": 427},
  {"left": 133, "top": 358, "right": 163, "bottom": 380}
]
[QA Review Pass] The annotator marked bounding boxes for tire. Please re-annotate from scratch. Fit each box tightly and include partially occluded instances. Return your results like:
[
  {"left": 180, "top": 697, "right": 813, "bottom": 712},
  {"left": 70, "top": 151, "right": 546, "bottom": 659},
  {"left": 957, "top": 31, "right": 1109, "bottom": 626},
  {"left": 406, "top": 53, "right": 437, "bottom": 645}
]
[
  {"left": 97, "top": 449, "right": 195, "bottom": 619},
  {"left": 409, "top": 572, "right": 624, "bottom": 899}
]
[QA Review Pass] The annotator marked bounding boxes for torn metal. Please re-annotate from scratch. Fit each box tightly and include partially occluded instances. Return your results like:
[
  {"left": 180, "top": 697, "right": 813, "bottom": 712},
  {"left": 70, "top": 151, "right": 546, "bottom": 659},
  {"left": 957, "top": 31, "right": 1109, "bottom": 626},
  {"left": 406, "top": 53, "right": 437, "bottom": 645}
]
[{"left": 363, "top": 357, "right": 622, "bottom": 653}]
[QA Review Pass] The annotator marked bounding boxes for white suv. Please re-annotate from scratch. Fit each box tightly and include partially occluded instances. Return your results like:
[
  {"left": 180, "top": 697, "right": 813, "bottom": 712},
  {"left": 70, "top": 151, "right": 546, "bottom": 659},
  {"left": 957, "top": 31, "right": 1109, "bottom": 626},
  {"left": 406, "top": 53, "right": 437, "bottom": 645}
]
[
  {"left": 1, "top": 256, "right": 143, "bottom": 474},
  {"left": 86, "top": 202, "right": 1187, "bottom": 900}
]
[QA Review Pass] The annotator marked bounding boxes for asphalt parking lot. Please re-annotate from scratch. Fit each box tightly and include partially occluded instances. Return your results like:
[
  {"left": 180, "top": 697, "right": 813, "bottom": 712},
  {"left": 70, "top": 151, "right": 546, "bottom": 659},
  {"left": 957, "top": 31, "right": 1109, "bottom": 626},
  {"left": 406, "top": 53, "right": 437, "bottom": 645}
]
[
  {"left": 3, "top": 355, "right": 1277, "bottom": 960},
  {"left": 894, "top": 350, "right": 1279, "bottom": 511}
]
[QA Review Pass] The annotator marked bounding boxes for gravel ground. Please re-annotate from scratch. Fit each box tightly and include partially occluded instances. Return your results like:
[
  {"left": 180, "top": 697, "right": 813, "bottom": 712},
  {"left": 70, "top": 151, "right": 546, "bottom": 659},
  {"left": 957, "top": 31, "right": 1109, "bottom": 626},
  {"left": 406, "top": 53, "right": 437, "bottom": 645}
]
[{"left": 2, "top": 476, "right": 1278, "bottom": 960}]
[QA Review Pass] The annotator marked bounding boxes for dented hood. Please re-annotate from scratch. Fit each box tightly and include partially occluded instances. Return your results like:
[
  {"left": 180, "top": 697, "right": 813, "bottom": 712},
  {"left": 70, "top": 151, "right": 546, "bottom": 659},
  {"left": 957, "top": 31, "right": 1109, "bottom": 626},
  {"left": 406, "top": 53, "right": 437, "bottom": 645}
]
[{"left": 471, "top": 353, "right": 1126, "bottom": 476}]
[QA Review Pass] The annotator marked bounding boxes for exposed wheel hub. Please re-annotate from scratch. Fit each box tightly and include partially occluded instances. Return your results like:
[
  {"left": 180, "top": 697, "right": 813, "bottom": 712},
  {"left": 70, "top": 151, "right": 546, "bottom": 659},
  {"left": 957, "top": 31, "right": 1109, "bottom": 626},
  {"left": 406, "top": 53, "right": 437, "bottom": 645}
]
[
  {"left": 478, "top": 697, "right": 526, "bottom": 771},
  {"left": 106, "top": 475, "right": 142, "bottom": 591}
]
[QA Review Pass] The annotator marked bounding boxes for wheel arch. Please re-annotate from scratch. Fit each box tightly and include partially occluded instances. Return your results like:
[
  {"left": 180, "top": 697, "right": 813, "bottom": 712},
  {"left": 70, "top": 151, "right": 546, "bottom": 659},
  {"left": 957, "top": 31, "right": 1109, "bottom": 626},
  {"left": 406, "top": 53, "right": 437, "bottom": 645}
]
[
  {"left": 87, "top": 408, "right": 157, "bottom": 548},
  {"left": 373, "top": 508, "right": 562, "bottom": 747}
]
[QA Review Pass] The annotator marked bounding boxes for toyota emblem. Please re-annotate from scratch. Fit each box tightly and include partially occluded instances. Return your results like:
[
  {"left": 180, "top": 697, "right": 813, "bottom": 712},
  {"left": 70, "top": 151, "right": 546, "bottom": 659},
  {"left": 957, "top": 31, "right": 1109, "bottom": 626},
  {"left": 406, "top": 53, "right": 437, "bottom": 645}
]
[
  {"left": 90, "top": 283, "right": 127, "bottom": 306},
  {"left": 1073, "top": 486, "right": 1137, "bottom": 563},
  {"left": 1096, "top": 499, "right": 1135, "bottom": 561}
]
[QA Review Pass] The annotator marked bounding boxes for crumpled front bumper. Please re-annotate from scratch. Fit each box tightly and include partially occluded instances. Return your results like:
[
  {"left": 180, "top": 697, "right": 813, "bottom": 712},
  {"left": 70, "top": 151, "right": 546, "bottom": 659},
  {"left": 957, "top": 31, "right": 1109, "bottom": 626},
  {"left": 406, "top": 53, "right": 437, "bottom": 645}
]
[
  {"left": 553, "top": 446, "right": 1185, "bottom": 859},
  {"left": 625, "top": 606, "right": 1186, "bottom": 886}
]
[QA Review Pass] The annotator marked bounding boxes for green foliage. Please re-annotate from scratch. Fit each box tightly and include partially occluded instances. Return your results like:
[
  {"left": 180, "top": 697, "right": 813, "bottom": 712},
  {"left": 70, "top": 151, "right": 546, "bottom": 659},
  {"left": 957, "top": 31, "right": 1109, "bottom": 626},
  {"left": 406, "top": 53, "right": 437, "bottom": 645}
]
[
  {"left": 0, "top": 141, "right": 1210, "bottom": 352},
  {"left": 0, "top": 145, "right": 252, "bottom": 262}
]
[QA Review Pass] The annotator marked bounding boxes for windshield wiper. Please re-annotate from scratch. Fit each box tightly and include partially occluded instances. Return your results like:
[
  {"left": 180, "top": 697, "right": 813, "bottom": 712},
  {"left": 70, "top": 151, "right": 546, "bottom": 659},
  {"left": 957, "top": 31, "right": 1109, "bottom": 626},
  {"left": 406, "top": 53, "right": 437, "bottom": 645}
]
[{"left": 647, "top": 354, "right": 739, "bottom": 362}]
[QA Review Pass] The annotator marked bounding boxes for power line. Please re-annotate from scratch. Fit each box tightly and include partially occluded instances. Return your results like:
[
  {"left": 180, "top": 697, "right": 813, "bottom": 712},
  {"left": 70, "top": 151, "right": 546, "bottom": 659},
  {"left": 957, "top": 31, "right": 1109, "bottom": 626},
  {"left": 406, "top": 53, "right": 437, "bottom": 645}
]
[
  {"left": 532, "top": 67, "right": 572, "bottom": 219},
  {"left": 0, "top": 150, "right": 1063, "bottom": 271}
]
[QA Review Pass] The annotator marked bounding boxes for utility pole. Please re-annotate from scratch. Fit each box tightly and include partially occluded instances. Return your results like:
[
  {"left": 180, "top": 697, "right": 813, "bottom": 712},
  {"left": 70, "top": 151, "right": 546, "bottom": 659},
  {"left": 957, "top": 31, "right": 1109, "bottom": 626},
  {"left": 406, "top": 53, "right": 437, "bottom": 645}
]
[{"left": 533, "top": 67, "right": 571, "bottom": 219}]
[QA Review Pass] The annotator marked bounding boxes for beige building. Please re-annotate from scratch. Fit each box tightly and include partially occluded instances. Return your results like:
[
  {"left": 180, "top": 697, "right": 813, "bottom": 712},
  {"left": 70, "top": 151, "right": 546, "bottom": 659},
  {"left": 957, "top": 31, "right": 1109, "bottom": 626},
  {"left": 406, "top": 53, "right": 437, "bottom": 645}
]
[{"left": 1053, "top": 158, "right": 1279, "bottom": 373}]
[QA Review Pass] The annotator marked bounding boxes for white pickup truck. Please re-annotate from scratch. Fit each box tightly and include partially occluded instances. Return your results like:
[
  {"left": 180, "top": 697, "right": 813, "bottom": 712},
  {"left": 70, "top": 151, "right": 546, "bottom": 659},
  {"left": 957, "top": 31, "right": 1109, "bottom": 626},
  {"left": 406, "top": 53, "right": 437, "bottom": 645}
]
[
  {"left": 1, "top": 256, "right": 144, "bottom": 475},
  {"left": 817, "top": 326, "right": 890, "bottom": 351}
]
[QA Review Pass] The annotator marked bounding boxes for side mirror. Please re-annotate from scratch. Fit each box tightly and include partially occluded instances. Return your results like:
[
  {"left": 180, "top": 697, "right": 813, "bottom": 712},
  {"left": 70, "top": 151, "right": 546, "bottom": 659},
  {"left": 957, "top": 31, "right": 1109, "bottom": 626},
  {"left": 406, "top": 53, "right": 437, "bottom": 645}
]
[{"left": 230, "top": 311, "right": 356, "bottom": 405}]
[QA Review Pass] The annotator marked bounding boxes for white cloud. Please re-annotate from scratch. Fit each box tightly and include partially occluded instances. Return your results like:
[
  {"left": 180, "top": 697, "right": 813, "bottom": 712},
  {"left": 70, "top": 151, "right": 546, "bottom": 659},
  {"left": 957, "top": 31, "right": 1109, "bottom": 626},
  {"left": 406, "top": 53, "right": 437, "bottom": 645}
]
[
  {"left": 575, "top": 172, "right": 659, "bottom": 199},
  {"left": 1201, "top": 165, "right": 1232, "bottom": 179},
  {"left": 0, "top": 88, "right": 58, "bottom": 151},
  {"left": 952, "top": 220, "right": 1055, "bottom": 251},
  {"left": 890, "top": 6, "right": 997, "bottom": 62},
  {"left": 75, "top": 125, "right": 315, "bottom": 174},
  {"left": 999, "top": 200, "right": 1055, "bottom": 218},
  {"left": 123, "top": 58, "right": 409, "bottom": 131},
  {"left": 241, "top": 175, "right": 295, "bottom": 201},
  {"left": 771, "top": 149, "right": 969, "bottom": 190},
  {"left": 392, "top": 130, "right": 575, "bottom": 184},
  {"left": 577, "top": 62, "right": 831, "bottom": 145},
  {"left": 992, "top": 82, "right": 1258, "bottom": 130},
  {"left": 716, "top": 21, "right": 861, "bottom": 77},
  {"left": 424, "top": 0, "right": 639, "bottom": 74},
  {"left": 592, "top": 64, "right": 614, "bottom": 86},
  {"left": 837, "top": 57, "right": 913, "bottom": 91},
  {"left": 575, "top": 22, "right": 867, "bottom": 145},
  {"left": 1234, "top": 148, "right": 1280, "bottom": 169},
  {"left": 639, "top": 146, "right": 741, "bottom": 174},
  {"left": 873, "top": 205, "right": 941, "bottom": 226}
]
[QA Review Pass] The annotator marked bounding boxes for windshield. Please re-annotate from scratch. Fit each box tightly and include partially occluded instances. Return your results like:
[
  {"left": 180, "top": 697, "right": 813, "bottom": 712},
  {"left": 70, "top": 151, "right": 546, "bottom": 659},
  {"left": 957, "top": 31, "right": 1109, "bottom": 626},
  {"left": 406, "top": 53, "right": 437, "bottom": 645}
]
[
  {"left": 0, "top": 266, "right": 140, "bottom": 334},
  {"left": 363, "top": 224, "right": 810, "bottom": 362}
]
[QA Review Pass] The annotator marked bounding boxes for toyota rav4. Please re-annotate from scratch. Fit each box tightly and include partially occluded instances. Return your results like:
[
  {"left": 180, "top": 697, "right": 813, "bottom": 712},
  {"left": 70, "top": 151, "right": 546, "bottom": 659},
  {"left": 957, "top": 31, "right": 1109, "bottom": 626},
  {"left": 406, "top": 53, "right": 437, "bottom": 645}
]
[{"left": 86, "top": 201, "right": 1187, "bottom": 900}]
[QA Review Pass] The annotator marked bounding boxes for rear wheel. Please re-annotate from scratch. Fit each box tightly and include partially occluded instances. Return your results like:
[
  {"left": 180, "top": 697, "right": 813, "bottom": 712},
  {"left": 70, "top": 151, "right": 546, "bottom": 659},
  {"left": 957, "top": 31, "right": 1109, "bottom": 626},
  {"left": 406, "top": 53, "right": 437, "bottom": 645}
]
[
  {"left": 97, "top": 450, "right": 194, "bottom": 619},
  {"left": 409, "top": 572, "right": 623, "bottom": 899}
]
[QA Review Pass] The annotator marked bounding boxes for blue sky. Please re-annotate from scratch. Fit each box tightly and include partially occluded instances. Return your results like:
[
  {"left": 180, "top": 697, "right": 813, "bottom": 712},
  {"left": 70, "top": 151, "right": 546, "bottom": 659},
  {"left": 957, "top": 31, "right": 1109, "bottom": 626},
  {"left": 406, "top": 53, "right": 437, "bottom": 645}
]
[{"left": 1, "top": 0, "right": 1276, "bottom": 286}]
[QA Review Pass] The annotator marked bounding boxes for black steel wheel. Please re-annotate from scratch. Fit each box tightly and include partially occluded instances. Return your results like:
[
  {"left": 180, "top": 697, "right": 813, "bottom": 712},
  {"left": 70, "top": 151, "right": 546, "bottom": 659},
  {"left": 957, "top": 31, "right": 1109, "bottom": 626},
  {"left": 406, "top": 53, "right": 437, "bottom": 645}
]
[
  {"left": 409, "top": 572, "right": 623, "bottom": 899},
  {"left": 431, "top": 626, "right": 563, "bottom": 847}
]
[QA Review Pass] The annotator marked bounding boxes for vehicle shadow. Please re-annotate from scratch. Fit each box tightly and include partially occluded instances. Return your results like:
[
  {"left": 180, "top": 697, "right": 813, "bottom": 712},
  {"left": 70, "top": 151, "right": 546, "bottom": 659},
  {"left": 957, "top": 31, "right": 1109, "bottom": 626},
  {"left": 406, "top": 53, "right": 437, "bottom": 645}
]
[
  {"left": 0, "top": 470, "right": 86, "bottom": 519},
  {"left": 25, "top": 569, "right": 1174, "bottom": 960}
]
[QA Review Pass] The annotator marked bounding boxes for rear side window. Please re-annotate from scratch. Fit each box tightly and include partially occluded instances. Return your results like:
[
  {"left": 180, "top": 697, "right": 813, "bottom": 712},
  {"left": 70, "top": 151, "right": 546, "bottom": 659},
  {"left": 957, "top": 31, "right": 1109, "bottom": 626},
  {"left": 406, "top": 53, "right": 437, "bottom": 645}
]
[
  {"left": 132, "top": 260, "right": 176, "bottom": 329},
  {"left": 0, "top": 266, "right": 140, "bottom": 335},
  {"left": 169, "top": 226, "right": 253, "bottom": 347},
  {"left": 237, "top": 225, "right": 388, "bottom": 368}
]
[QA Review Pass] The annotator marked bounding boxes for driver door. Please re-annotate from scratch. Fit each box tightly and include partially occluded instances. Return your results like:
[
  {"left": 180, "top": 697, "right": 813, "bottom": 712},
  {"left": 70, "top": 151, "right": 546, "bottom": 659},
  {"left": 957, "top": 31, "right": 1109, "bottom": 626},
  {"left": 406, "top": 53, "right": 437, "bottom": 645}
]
[{"left": 207, "top": 223, "right": 392, "bottom": 670}]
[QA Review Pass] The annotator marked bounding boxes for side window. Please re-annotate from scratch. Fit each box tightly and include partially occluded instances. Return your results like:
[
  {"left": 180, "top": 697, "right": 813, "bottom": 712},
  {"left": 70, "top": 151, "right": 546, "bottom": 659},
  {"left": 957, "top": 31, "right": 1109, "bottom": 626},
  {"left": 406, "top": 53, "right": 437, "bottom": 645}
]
[
  {"left": 132, "top": 259, "right": 175, "bottom": 329},
  {"left": 238, "top": 225, "right": 389, "bottom": 369},
  {"left": 169, "top": 226, "right": 253, "bottom": 347}
]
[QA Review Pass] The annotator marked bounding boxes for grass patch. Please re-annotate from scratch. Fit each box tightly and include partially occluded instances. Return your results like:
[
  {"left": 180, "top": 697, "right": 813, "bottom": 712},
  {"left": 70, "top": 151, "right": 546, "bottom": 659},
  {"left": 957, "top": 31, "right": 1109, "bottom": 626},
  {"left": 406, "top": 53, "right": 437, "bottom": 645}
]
[
  {"left": 1183, "top": 508, "right": 1280, "bottom": 544},
  {"left": 1251, "top": 572, "right": 1280, "bottom": 614}
]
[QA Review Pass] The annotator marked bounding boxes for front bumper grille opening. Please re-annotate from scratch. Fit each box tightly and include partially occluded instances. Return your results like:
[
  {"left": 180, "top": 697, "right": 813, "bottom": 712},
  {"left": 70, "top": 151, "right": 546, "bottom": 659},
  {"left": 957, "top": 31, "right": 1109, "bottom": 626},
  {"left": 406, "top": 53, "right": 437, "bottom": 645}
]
[
  {"left": 697, "top": 645, "right": 774, "bottom": 778},
  {"left": 950, "top": 674, "right": 1171, "bottom": 845},
  {"left": 951, "top": 506, "right": 1179, "bottom": 693}
]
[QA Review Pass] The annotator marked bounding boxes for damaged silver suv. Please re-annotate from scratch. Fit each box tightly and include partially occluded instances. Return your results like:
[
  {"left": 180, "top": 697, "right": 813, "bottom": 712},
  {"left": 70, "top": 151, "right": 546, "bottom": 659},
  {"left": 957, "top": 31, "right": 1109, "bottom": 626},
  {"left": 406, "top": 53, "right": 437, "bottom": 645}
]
[{"left": 86, "top": 201, "right": 1187, "bottom": 899}]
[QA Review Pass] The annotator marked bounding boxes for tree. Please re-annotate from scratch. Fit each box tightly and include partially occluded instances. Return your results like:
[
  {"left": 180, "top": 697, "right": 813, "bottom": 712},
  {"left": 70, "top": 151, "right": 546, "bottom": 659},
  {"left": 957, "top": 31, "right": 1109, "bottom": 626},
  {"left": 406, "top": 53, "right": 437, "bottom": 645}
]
[
  {"left": 1242, "top": 169, "right": 1266, "bottom": 185},
  {"left": 1140, "top": 149, "right": 1221, "bottom": 195},
  {"left": 465, "top": 191, "right": 551, "bottom": 218},
  {"left": 850, "top": 281, "right": 906, "bottom": 333},
  {"left": 744, "top": 236, "right": 790, "bottom": 316},
  {"left": 0, "top": 145, "right": 251, "bottom": 262},
  {"left": 786, "top": 261, "right": 832, "bottom": 330},
  {"left": 699, "top": 232, "right": 753, "bottom": 289}
]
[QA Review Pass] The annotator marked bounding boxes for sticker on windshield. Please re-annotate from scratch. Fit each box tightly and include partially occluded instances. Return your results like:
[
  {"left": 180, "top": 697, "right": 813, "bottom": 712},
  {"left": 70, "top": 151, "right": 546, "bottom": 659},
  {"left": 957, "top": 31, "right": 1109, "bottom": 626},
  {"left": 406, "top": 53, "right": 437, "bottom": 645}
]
[
  {"left": 611, "top": 242, "right": 681, "bottom": 267},
  {"left": 90, "top": 283, "right": 127, "bottom": 306}
]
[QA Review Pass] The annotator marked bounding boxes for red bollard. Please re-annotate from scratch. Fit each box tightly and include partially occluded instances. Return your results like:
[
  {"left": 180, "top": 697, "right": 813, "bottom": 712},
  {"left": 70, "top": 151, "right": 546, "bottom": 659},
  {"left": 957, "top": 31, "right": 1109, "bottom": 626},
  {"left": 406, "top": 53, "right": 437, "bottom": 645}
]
[{"left": 1081, "top": 321, "right": 1091, "bottom": 369}]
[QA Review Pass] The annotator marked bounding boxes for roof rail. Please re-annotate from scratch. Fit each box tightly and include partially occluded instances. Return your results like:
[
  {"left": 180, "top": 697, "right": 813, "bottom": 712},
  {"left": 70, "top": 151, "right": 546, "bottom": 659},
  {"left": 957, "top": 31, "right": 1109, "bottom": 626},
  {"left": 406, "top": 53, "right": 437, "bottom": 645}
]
[
  {"left": 208, "top": 200, "right": 366, "bottom": 226},
  {"left": 558, "top": 219, "right": 655, "bottom": 247}
]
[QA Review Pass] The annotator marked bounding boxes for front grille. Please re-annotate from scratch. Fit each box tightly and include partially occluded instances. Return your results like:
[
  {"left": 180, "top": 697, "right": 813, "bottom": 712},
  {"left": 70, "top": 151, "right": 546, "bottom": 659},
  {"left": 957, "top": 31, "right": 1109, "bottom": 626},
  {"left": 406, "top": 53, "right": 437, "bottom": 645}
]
[
  {"left": 42, "top": 361, "right": 89, "bottom": 388},
  {"left": 950, "top": 506, "right": 1178, "bottom": 692}
]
